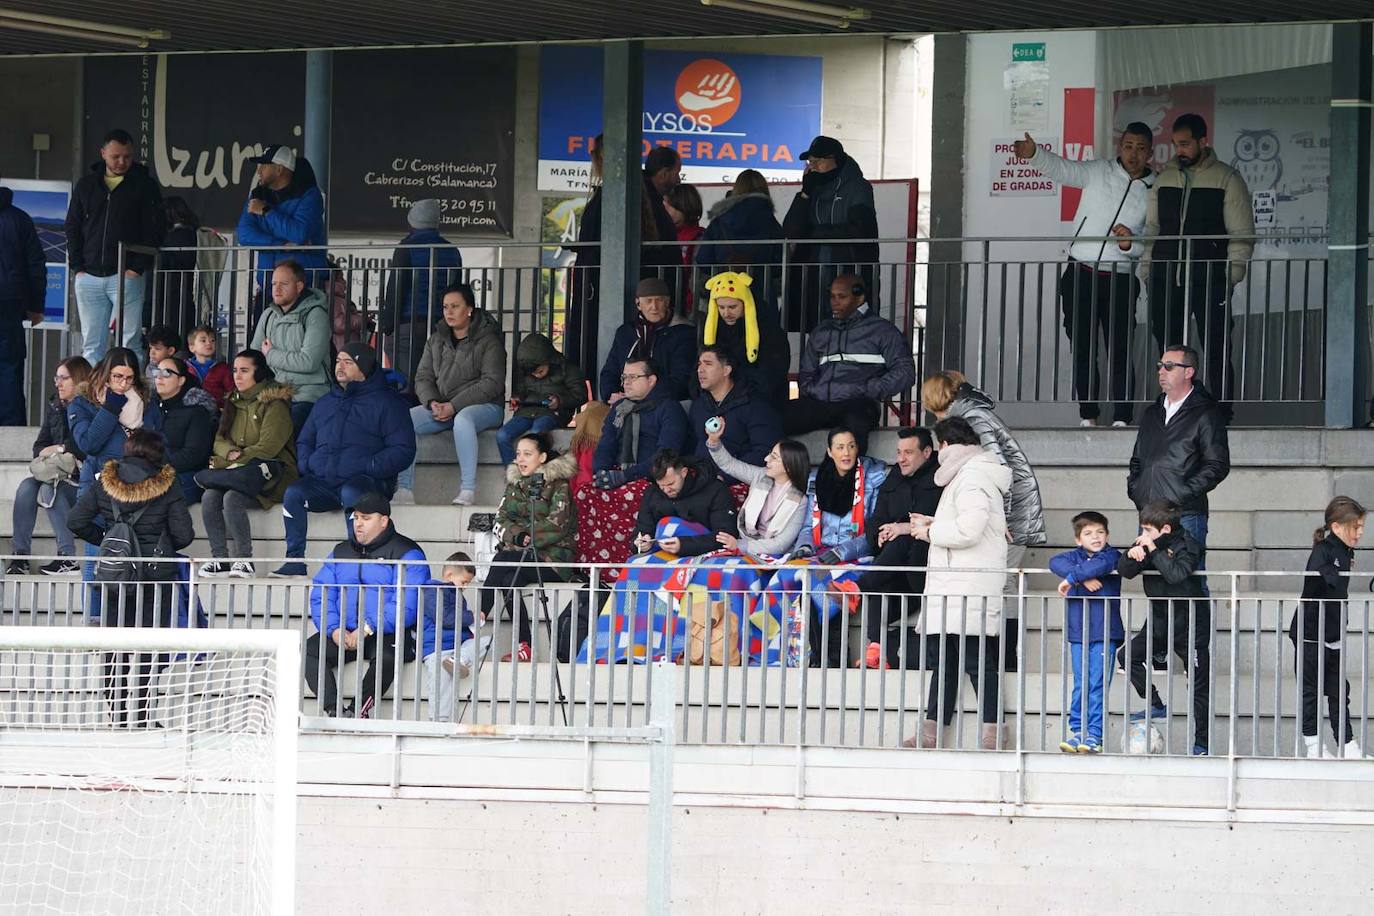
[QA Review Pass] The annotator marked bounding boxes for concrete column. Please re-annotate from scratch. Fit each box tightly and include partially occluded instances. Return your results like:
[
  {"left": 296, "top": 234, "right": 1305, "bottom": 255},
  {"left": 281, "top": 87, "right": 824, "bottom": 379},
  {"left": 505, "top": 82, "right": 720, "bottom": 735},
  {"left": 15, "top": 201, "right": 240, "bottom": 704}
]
[
  {"left": 1325, "top": 23, "right": 1372, "bottom": 427},
  {"left": 925, "top": 34, "right": 967, "bottom": 384},
  {"left": 305, "top": 50, "right": 332, "bottom": 200},
  {"left": 597, "top": 40, "right": 644, "bottom": 378}
]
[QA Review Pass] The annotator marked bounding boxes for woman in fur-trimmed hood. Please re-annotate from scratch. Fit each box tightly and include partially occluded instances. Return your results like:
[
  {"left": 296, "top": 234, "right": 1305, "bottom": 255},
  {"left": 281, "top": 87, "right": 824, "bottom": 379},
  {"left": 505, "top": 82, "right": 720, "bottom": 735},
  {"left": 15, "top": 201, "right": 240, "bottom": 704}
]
[{"left": 68, "top": 430, "right": 195, "bottom": 562}]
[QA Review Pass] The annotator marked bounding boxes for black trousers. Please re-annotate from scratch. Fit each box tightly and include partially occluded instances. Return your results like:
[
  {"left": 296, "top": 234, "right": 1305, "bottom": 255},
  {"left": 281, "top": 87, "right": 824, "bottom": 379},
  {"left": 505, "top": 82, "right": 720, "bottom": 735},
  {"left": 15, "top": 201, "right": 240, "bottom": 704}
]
[
  {"left": 924, "top": 634, "right": 1002, "bottom": 725},
  {"left": 481, "top": 549, "right": 565, "bottom": 647},
  {"left": 1290, "top": 635, "right": 1355, "bottom": 743},
  {"left": 857, "top": 537, "right": 925, "bottom": 646},
  {"left": 782, "top": 396, "right": 881, "bottom": 455},
  {"left": 1147, "top": 261, "right": 1233, "bottom": 402},
  {"left": 1058, "top": 262, "right": 1137, "bottom": 423},
  {"left": 304, "top": 631, "right": 405, "bottom": 717},
  {"left": 101, "top": 582, "right": 174, "bottom": 727},
  {"left": 0, "top": 316, "right": 28, "bottom": 426},
  {"left": 1118, "top": 598, "right": 1211, "bottom": 749}
]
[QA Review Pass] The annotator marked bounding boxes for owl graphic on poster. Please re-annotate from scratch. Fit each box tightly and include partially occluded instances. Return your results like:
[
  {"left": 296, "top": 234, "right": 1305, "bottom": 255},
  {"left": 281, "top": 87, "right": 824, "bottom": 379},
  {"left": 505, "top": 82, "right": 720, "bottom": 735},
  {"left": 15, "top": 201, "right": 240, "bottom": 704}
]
[{"left": 1230, "top": 130, "right": 1283, "bottom": 192}]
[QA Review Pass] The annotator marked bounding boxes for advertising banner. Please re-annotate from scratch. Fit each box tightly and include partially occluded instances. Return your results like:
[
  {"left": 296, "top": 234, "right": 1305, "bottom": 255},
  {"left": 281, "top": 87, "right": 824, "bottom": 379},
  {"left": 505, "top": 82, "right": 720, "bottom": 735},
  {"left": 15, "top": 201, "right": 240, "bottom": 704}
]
[
  {"left": 537, "top": 45, "right": 823, "bottom": 192},
  {"left": 5, "top": 179, "right": 71, "bottom": 326},
  {"left": 1060, "top": 88, "right": 1096, "bottom": 222}
]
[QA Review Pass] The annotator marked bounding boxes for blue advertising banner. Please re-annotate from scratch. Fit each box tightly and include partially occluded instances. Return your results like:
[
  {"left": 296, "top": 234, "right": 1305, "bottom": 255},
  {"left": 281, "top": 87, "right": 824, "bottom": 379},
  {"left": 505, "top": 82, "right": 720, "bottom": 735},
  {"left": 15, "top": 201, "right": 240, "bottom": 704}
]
[
  {"left": 5, "top": 179, "right": 71, "bottom": 326},
  {"left": 538, "top": 45, "right": 823, "bottom": 191}
]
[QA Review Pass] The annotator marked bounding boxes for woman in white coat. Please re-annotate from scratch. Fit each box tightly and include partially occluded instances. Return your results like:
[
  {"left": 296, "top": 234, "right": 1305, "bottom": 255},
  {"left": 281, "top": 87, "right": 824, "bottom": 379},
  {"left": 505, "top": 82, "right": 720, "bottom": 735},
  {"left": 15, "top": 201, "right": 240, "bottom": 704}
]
[
  {"left": 905, "top": 416, "right": 1012, "bottom": 751},
  {"left": 703, "top": 418, "right": 808, "bottom": 557}
]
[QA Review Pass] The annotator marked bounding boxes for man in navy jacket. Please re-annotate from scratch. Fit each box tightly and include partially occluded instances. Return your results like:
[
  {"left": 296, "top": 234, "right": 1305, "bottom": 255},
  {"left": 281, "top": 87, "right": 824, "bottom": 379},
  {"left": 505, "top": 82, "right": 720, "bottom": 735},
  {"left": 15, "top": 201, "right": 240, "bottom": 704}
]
[
  {"left": 0, "top": 186, "right": 46, "bottom": 425},
  {"left": 688, "top": 346, "right": 781, "bottom": 484},
  {"left": 593, "top": 358, "right": 689, "bottom": 487},
  {"left": 273, "top": 342, "right": 416, "bottom": 577}
]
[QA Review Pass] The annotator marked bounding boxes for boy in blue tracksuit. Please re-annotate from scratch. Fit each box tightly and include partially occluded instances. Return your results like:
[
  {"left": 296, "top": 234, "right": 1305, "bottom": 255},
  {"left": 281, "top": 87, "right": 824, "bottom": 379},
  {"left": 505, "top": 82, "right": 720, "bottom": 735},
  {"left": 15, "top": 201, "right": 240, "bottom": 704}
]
[
  {"left": 1048, "top": 510, "right": 1124, "bottom": 754},
  {"left": 420, "top": 552, "right": 489, "bottom": 723}
]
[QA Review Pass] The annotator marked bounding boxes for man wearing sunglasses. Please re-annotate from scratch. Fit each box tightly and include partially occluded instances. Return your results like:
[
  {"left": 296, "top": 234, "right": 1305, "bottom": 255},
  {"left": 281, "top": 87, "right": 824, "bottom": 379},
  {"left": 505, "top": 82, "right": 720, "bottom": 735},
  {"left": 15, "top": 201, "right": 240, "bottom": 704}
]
[{"left": 1127, "top": 344, "right": 1231, "bottom": 573}]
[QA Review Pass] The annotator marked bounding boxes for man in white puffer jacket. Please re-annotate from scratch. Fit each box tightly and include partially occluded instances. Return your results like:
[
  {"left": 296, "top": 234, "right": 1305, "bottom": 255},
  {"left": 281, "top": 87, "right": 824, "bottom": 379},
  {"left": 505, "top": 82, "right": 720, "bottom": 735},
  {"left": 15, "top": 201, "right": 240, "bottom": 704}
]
[{"left": 1015, "top": 123, "right": 1155, "bottom": 427}]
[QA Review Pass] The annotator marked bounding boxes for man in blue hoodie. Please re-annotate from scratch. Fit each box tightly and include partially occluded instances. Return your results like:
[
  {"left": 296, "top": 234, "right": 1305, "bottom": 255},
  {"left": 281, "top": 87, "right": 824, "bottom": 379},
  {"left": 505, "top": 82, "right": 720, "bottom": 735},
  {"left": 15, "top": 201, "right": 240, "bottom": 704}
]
[
  {"left": 236, "top": 144, "right": 328, "bottom": 311},
  {"left": 272, "top": 342, "right": 416, "bottom": 578},
  {"left": 0, "top": 186, "right": 46, "bottom": 425},
  {"left": 382, "top": 199, "right": 463, "bottom": 393}
]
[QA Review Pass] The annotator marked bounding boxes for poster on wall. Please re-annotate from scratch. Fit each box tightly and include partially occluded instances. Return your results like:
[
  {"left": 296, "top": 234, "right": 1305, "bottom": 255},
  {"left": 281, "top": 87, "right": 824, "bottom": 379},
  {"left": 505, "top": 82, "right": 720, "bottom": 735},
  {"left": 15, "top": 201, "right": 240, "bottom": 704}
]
[
  {"left": 537, "top": 46, "right": 823, "bottom": 192},
  {"left": 83, "top": 53, "right": 306, "bottom": 230},
  {"left": 1112, "top": 84, "right": 1215, "bottom": 176},
  {"left": 4, "top": 179, "right": 72, "bottom": 326},
  {"left": 1004, "top": 60, "right": 1050, "bottom": 132},
  {"left": 329, "top": 47, "right": 516, "bottom": 237},
  {"left": 990, "top": 138, "right": 1058, "bottom": 196}
]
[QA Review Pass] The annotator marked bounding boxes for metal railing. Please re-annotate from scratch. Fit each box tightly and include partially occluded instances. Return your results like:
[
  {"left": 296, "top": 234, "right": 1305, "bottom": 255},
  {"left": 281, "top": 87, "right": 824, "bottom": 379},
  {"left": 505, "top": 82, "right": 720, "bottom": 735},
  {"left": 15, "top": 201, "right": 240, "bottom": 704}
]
[{"left": 3, "top": 554, "right": 1370, "bottom": 761}]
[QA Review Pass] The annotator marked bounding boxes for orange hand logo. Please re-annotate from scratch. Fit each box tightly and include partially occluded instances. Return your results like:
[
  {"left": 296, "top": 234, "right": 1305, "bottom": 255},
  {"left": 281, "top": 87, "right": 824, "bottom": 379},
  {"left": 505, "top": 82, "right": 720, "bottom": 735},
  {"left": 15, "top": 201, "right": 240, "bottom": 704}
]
[{"left": 675, "top": 60, "right": 741, "bottom": 125}]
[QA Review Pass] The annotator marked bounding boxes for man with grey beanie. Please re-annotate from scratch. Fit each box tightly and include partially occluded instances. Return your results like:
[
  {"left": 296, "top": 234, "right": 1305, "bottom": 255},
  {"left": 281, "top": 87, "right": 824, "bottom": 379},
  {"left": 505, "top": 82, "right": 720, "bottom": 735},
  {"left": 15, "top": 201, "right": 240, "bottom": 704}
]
[{"left": 383, "top": 198, "right": 463, "bottom": 395}]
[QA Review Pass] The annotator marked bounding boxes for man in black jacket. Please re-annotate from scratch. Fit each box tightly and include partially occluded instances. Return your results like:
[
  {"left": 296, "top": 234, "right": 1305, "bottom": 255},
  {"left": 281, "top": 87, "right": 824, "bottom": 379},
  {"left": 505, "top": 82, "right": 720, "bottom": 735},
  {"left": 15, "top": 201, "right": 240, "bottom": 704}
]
[
  {"left": 1127, "top": 344, "right": 1230, "bottom": 590},
  {"left": 64, "top": 128, "right": 166, "bottom": 365},
  {"left": 856, "top": 428, "right": 943, "bottom": 668},
  {"left": 633, "top": 450, "right": 737, "bottom": 558},
  {"left": 0, "top": 186, "right": 46, "bottom": 425}
]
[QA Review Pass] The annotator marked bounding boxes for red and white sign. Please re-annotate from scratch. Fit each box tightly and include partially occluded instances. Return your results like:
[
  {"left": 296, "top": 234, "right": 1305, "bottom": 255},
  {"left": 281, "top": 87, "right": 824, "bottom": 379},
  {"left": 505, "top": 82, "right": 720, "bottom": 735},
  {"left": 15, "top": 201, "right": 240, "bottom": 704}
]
[
  {"left": 989, "top": 137, "right": 1058, "bottom": 197},
  {"left": 1060, "top": 87, "right": 1096, "bottom": 222},
  {"left": 1113, "top": 84, "right": 1217, "bottom": 174}
]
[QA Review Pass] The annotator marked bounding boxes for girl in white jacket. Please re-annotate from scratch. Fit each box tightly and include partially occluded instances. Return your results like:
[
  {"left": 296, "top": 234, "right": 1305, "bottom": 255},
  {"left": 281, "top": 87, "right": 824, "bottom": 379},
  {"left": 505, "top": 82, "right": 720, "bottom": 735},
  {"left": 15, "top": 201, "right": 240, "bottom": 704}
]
[{"left": 905, "top": 416, "right": 1012, "bottom": 751}]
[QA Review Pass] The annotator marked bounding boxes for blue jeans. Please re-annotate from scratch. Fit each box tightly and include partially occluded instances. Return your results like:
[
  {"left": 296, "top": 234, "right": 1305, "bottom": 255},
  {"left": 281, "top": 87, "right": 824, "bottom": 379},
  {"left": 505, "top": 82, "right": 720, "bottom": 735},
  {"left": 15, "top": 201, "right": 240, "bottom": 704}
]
[
  {"left": 397, "top": 402, "right": 503, "bottom": 492},
  {"left": 495, "top": 414, "right": 558, "bottom": 464},
  {"left": 74, "top": 271, "right": 146, "bottom": 364},
  {"left": 281, "top": 475, "right": 384, "bottom": 558},
  {"left": 11, "top": 477, "right": 76, "bottom": 557},
  {"left": 1068, "top": 640, "right": 1119, "bottom": 740},
  {"left": 1180, "top": 512, "right": 1209, "bottom": 596}
]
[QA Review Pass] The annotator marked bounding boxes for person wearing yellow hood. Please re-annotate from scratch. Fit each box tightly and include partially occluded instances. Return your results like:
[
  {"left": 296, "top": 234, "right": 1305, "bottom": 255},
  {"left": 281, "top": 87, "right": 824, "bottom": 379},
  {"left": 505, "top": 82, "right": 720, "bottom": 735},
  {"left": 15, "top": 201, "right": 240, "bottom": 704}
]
[{"left": 699, "top": 271, "right": 790, "bottom": 409}]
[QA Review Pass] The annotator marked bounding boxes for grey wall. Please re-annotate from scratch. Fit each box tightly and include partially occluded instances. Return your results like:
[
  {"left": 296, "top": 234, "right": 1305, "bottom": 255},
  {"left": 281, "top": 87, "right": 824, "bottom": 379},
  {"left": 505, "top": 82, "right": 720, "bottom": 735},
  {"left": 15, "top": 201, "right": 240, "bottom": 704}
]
[{"left": 0, "top": 57, "right": 79, "bottom": 181}]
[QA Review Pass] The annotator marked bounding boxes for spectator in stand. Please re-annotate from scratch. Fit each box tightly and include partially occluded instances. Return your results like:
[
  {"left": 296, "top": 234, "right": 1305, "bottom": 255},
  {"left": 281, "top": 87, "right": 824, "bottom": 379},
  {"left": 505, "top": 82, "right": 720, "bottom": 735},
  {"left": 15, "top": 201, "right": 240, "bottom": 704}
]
[
  {"left": 632, "top": 449, "right": 737, "bottom": 558},
  {"left": 782, "top": 136, "right": 878, "bottom": 332},
  {"left": 495, "top": 332, "right": 587, "bottom": 465},
  {"left": 598, "top": 277, "right": 696, "bottom": 402},
  {"left": 184, "top": 324, "right": 233, "bottom": 408},
  {"left": 642, "top": 146, "right": 685, "bottom": 277},
  {"left": 664, "top": 183, "right": 704, "bottom": 313},
  {"left": 250, "top": 259, "right": 331, "bottom": 434},
  {"left": 0, "top": 185, "right": 48, "bottom": 424},
  {"left": 921, "top": 370, "right": 1048, "bottom": 573},
  {"left": 1127, "top": 344, "right": 1230, "bottom": 588},
  {"left": 689, "top": 346, "right": 781, "bottom": 484},
  {"left": 482, "top": 432, "right": 578, "bottom": 663},
  {"left": 236, "top": 144, "right": 329, "bottom": 300},
  {"left": 783, "top": 274, "right": 914, "bottom": 454},
  {"left": 1014, "top": 124, "right": 1155, "bottom": 427},
  {"left": 570, "top": 400, "right": 610, "bottom": 492},
  {"left": 382, "top": 198, "right": 463, "bottom": 393},
  {"left": 69, "top": 430, "right": 194, "bottom": 726},
  {"left": 699, "top": 271, "right": 789, "bottom": 410},
  {"left": 195, "top": 349, "right": 298, "bottom": 579},
  {"left": 568, "top": 133, "right": 605, "bottom": 368},
  {"left": 1115, "top": 499, "right": 1211, "bottom": 756},
  {"left": 272, "top": 343, "right": 416, "bottom": 579},
  {"left": 156, "top": 196, "right": 201, "bottom": 334},
  {"left": 143, "top": 326, "right": 181, "bottom": 386},
  {"left": 149, "top": 357, "right": 217, "bottom": 504},
  {"left": 1143, "top": 113, "right": 1254, "bottom": 412},
  {"left": 703, "top": 421, "right": 809, "bottom": 557},
  {"left": 421, "top": 552, "right": 481, "bottom": 722},
  {"left": 696, "top": 169, "right": 784, "bottom": 304},
  {"left": 64, "top": 128, "right": 166, "bottom": 365},
  {"left": 578, "top": 358, "right": 689, "bottom": 566},
  {"left": 394, "top": 282, "right": 506, "bottom": 507},
  {"left": 903, "top": 416, "right": 1011, "bottom": 751},
  {"left": 6, "top": 356, "right": 90, "bottom": 576},
  {"left": 305, "top": 491, "right": 427, "bottom": 718},
  {"left": 68, "top": 348, "right": 150, "bottom": 493},
  {"left": 856, "top": 427, "right": 943, "bottom": 670}
]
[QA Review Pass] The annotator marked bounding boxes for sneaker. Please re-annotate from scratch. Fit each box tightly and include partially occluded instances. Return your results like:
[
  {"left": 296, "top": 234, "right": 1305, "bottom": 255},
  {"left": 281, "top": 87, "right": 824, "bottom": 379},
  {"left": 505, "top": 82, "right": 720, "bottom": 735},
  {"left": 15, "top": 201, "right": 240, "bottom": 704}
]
[
  {"left": 391, "top": 488, "right": 416, "bottom": 506},
  {"left": 5, "top": 559, "right": 29, "bottom": 576},
  {"left": 1079, "top": 419, "right": 1097, "bottom": 427},
  {"left": 39, "top": 559, "right": 79, "bottom": 576},
  {"left": 1129, "top": 704, "right": 1168, "bottom": 722},
  {"left": 199, "top": 561, "right": 232, "bottom": 578},
  {"left": 861, "top": 641, "right": 888, "bottom": 670},
  {"left": 501, "top": 641, "right": 532, "bottom": 662},
  {"left": 453, "top": 489, "right": 476, "bottom": 506},
  {"left": 269, "top": 562, "right": 308, "bottom": 578},
  {"left": 1191, "top": 745, "right": 1209, "bottom": 756},
  {"left": 1059, "top": 734, "right": 1082, "bottom": 753},
  {"left": 1111, "top": 420, "right": 1129, "bottom": 428},
  {"left": 228, "top": 561, "right": 255, "bottom": 579},
  {"left": 1343, "top": 739, "right": 1366, "bottom": 759},
  {"left": 1078, "top": 736, "right": 1104, "bottom": 754}
]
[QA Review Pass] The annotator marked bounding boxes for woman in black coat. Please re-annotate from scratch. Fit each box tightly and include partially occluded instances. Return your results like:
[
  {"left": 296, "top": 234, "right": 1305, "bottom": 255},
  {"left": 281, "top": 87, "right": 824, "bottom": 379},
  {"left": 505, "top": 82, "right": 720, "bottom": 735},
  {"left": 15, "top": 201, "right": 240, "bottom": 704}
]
[
  {"left": 68, "top": 429, "right": 195, "bottom": 726},
  {"left": 154, "top": 195, "right": 201, "bottom": 332},
  {"left": 149, "top": 356, "right": 217, "bottom": 503}
]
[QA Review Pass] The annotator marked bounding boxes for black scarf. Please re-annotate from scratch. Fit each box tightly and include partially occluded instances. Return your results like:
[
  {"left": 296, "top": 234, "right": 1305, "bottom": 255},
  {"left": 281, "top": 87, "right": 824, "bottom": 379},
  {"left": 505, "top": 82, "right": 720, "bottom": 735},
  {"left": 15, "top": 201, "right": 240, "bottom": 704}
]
[{"left": 814, "top": 456, "right": 857, "bottom": 516}]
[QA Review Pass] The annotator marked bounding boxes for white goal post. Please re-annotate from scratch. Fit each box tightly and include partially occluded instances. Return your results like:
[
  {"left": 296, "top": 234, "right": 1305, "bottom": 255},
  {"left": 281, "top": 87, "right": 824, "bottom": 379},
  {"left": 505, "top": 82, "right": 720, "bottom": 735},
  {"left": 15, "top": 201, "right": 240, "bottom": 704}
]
[{"left": 0, "top": 626, "right": 300, "bottom": 916}]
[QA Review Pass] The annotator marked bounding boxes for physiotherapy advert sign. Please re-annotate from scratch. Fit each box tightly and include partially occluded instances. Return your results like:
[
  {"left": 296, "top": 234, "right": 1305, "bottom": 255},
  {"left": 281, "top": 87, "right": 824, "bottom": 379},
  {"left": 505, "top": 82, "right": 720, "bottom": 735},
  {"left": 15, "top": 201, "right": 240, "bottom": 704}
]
[{"left": 537, "top": 45, "right": 822, "bottom": 192}]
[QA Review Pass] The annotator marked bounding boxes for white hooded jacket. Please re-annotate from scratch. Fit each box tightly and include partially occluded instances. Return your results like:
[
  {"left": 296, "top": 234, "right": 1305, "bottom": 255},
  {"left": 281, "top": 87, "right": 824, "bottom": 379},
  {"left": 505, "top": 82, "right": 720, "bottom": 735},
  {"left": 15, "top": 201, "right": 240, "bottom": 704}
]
[
  {"left": 1028, "top": 147, "right": 1154, "bottom": 272},
  {"left": 923, "top": 448, "right": 1013, "bottom": 636}
]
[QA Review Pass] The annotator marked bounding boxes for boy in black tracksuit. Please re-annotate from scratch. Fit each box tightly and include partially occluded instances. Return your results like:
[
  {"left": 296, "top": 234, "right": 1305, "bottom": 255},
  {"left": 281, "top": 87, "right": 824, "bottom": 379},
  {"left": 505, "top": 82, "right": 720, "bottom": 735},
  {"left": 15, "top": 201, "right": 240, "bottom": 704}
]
[{"left": 1116, "top": 500, "right": 1210, "bottom": 754}]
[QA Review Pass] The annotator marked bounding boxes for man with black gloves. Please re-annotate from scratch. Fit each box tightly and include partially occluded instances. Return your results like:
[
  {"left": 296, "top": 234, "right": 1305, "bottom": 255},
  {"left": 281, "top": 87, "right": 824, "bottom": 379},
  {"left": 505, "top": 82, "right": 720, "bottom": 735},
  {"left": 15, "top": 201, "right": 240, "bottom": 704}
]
[
  {"left": 64, "top": 128, "right": 166, "bottom": 364},
  {"left": 632, "top": 449, "right": 737, "bottom": 558},
  {"left": 782, "top": 135, "right": 879, "bottom": 331},
  {"left": 782, "top": 273, "right": 915, "bottom": 454},
  {"left": 856, "top": 427, "right": 944, "bottom": 668}
]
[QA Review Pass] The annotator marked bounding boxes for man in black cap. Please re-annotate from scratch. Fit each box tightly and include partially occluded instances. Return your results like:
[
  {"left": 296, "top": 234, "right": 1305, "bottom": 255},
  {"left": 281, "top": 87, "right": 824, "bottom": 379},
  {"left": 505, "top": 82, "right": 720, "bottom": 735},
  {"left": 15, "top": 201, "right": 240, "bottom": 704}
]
[
  {"left": 236, "top": 142, "right": 329, "bottom": 312},
  {"left": 271, "top": 342, "right": 417, "bottom": 577},
  {"left": 782, "top": 135, "right": 879, "bottom": 331},
  {"left": 597, "top": 276, "right": 697, "bottom": 402},
  {"left": 305, "top": 491, "right": 429, "bottom": 718}
]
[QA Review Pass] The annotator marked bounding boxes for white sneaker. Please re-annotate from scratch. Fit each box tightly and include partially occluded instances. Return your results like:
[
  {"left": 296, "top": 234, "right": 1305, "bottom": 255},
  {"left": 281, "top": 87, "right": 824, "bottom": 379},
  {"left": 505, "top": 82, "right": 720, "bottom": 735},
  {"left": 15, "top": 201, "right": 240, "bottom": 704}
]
[
  {"left": 1079, "top": 419, "right": 1096, "bottom": 427},
  {"left": 391, "top": 488, "right": 416, "bottom": 506},
  {"left": 228, "top": 561, "right": 254, "bottom": 579},
  {"left": 453, "top": 489, "right": 475, "bottom": 506},
  {"left": 1344, "top": 739, "right": 1366, "bottom": 759},
  {"left": 1303, "top": 735, "right": 1324, "bottom": 758},
  {"left": 1111, "top": 420, "right": 1129, "bottom": 428}
]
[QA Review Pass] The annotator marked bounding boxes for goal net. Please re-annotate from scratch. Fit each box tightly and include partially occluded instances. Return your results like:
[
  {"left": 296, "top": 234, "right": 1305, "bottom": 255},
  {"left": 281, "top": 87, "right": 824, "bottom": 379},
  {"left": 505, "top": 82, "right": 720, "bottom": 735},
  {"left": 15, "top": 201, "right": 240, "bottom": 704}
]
[{"left": 0, "top": 626, "right": 299, "bottom": 916}]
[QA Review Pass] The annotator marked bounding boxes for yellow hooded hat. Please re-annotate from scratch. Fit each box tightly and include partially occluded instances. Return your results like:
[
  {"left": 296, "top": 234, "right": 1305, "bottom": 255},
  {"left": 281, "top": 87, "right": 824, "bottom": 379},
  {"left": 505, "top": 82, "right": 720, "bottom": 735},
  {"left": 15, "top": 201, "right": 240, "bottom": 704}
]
[{"left": 702, "top": 271, "right": 760, "bottom": 363}]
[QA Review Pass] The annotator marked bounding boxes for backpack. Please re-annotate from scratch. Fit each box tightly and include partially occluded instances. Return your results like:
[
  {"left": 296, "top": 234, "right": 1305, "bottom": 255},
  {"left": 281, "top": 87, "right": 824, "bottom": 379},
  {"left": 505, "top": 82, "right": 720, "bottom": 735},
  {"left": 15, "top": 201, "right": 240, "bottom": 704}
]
[
  {"left": 555, "top": 589, "right": 594, "bottom": 663},
  {"left": 93, "top": 505, "right": 150, "bottom": 583}
]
